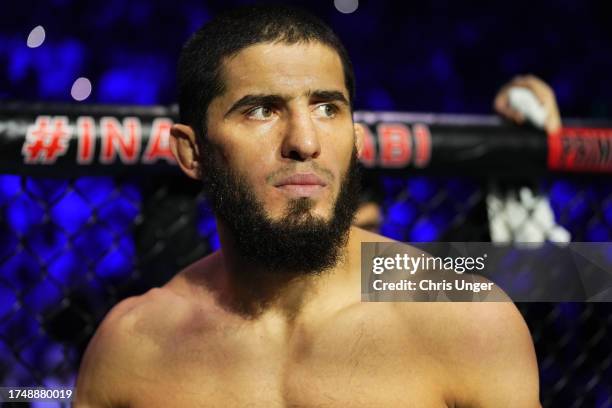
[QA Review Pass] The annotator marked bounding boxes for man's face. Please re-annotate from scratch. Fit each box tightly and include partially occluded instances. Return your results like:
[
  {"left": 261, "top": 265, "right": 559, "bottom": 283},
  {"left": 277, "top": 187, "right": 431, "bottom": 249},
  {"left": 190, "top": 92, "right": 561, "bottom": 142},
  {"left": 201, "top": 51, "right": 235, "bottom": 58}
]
[
  {"left": 191, "top": 41, "right": 362, "bottom": 275},
  {"left": 205, "top": 41, "right": 358, "bottom": 223}
]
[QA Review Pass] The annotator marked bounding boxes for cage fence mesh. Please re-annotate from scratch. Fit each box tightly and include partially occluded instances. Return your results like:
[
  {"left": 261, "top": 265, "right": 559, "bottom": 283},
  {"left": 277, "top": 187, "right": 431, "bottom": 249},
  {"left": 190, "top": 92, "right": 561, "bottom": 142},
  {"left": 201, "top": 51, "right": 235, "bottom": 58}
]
[{"left": 0, "top": 172, "right": 611, "bottom": 407}]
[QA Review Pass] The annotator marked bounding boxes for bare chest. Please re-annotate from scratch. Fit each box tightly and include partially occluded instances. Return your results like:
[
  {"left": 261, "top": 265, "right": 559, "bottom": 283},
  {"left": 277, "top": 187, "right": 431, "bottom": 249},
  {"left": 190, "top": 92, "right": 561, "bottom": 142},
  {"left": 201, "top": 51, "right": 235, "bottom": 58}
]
[{"left": 126, "top": 311, "right": 450, "bottom": 407}]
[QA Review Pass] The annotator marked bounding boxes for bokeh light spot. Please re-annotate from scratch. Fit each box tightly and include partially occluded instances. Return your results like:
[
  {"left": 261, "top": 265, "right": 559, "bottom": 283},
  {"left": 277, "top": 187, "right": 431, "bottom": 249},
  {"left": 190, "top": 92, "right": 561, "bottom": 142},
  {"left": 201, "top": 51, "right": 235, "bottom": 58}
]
[
  {"left": 334, "top": 0, "right": 358, "bottom": 14},
  {"left": 71, "top": 77, "right": 92, "bottom": 101},
  {"left": 27, "top": 26, "right": 46, "bottom": 48}
]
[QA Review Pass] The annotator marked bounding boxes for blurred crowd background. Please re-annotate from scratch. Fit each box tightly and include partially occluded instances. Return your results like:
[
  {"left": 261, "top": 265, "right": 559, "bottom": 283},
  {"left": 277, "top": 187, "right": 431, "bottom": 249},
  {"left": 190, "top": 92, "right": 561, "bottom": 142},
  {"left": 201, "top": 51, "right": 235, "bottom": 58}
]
[{"left": 1, "top": 0, "right": 611, "bottom": 116}]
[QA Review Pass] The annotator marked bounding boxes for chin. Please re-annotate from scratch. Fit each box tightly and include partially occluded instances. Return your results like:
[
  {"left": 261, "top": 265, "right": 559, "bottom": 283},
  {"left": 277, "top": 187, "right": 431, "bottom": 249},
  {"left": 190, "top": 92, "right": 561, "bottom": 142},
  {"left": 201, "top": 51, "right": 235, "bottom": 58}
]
[{"left": 274, "top": 202, "right": 330, "bottom": 223}]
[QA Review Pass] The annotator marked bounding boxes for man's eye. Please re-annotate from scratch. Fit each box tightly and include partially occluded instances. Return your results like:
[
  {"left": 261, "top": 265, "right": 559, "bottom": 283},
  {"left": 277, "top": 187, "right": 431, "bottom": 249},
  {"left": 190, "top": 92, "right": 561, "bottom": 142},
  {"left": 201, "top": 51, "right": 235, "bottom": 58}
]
[
  {"left": 247, "top": 106, "right": 274, "bottom": 120},
  {"left": 314, "top": 104, "right": 338, "bottom": 118}
]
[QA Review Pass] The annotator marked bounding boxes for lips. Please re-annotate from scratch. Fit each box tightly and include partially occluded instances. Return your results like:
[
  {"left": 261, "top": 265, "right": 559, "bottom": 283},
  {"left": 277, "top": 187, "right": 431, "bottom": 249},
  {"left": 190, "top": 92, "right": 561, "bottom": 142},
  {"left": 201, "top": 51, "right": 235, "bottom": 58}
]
[
  {"left": 274, "top": 173, "right": 327, "bottom": 187},
  {"left": 274, "top": 173, "right": 327, "bottom": 197}
]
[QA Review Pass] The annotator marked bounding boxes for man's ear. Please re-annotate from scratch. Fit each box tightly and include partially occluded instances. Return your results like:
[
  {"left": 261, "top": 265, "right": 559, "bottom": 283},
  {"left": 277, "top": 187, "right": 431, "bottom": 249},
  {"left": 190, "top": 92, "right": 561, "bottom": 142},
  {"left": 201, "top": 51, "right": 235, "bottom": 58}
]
[
  {"left": 170, "top": 123, "right": 201, "bottom": 180},
  {"left": 354, "top": 122, "right": 365, "bottom": 158}
]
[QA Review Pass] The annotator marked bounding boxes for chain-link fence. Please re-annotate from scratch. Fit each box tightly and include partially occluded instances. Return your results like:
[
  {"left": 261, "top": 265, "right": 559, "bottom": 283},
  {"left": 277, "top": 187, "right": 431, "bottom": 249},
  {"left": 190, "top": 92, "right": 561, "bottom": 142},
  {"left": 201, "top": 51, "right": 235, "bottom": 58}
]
[
  {"left": 1, "top": 171, "right": 611, "bottom": 407},
  {"left": 382, "top": 174, "right": 612, "bottom": 406}
]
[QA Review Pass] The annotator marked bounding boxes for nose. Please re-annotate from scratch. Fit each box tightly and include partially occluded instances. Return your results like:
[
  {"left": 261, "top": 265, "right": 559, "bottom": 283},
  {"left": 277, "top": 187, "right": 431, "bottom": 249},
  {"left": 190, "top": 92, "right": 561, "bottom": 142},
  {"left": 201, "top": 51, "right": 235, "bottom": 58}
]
[{"left": 280, "top": 109, "right": 321, "bottom": 161}]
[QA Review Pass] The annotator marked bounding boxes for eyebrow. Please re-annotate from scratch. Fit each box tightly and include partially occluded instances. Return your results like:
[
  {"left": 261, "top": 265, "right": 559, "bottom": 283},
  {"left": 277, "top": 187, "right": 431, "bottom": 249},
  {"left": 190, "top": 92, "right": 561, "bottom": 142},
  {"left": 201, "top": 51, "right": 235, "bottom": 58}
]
[
  {"left": 225, "top": 94, "right": 285, "bottom": 117},
  {"left": 224, "top": 89, "right": 350, "bottom": 117},
  {"left": 307, "top": 90, "right": 350, "bottom": 106}
]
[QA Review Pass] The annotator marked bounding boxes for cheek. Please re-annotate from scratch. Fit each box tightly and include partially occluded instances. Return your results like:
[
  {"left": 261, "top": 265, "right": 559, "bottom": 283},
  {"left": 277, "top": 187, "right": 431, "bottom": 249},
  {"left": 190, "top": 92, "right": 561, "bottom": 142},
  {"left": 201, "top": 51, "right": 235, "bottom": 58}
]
[
  {"left": 217, "top": 132, "right": 273, "bottom": 170},
  {"left": 323, "top": 133, "right": 355, "bottom": 176},
  {"left": 222, "top": 139, "right": 277, "bottom": 192}
]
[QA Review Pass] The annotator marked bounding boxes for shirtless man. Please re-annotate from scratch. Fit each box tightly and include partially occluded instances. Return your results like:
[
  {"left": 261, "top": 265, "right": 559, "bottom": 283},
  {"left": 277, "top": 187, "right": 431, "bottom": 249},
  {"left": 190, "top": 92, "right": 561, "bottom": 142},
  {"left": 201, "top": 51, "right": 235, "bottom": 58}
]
[{"left": 75, "top": 5, "right": 555, "bottom": 407}]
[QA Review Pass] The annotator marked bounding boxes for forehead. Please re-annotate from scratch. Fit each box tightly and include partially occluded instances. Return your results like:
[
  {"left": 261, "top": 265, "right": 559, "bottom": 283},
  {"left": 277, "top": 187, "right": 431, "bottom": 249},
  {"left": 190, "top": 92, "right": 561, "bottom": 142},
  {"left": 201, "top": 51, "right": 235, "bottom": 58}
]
[{"left": 219, "top": 41, "right": 347, "bottom": 99}]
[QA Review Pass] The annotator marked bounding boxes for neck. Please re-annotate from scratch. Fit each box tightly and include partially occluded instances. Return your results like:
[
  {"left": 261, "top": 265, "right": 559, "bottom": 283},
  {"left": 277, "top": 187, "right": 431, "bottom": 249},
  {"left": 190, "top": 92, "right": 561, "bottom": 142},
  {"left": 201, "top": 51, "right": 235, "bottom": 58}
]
[{"left": 212, "top": 220, "right": 351, "bottom": 319}]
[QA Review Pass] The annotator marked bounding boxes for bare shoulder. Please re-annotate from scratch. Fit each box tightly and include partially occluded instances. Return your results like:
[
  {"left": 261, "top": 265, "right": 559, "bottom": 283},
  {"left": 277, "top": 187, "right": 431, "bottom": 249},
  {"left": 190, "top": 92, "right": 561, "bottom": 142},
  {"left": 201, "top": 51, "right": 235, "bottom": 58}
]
[
  {"left": 351, "top": 226, "right": 396, "bottom": 244},
  {"left": 88, "top": 286, "right": 192, "bottom": 349},
  {"left": 349, "top": 226, "right": 412, "bottom": 265},
  {"left": 350, "top": 226, "right": 436, "bottom": 259},
  {"left": 400, "top": 301, "right": 540, "bottom": 407},
  {"left": 74, "top": 287, "right": 195, "bottom": 407}
]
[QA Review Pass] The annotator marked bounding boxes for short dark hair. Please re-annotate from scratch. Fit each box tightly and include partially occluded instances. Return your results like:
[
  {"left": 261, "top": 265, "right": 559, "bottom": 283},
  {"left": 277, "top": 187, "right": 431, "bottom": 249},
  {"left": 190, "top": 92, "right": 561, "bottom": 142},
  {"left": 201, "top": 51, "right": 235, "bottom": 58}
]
[{"left": 177, "top": 5, "right": 355, "bottom": 140}]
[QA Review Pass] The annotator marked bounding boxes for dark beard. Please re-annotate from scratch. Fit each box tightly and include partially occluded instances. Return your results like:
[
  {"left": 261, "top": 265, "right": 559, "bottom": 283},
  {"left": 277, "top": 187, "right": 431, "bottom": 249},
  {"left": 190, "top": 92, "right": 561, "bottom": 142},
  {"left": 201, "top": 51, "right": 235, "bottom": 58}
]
[{"left": 199, "top": 142, "right": 361, "bottom": 276}]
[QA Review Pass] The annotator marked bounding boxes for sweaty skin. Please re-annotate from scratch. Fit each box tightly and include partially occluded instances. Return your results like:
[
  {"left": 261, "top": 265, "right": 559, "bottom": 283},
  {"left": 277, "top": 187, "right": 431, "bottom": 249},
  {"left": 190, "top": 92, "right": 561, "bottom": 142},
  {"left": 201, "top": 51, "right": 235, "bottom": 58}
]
[{"left": 75, "top": 42, "right": 541, "bottom": 407}]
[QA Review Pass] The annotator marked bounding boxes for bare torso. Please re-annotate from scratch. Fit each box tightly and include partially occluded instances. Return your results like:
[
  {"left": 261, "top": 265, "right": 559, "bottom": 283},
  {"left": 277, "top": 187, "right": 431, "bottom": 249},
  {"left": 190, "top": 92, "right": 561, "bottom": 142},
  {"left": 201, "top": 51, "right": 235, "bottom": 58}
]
[
  {"left": 116, "top": 291, "right": 451, "bottom": 407},
  {"left": 75, "top": 228, "right": 539, "bottom": 408}
]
